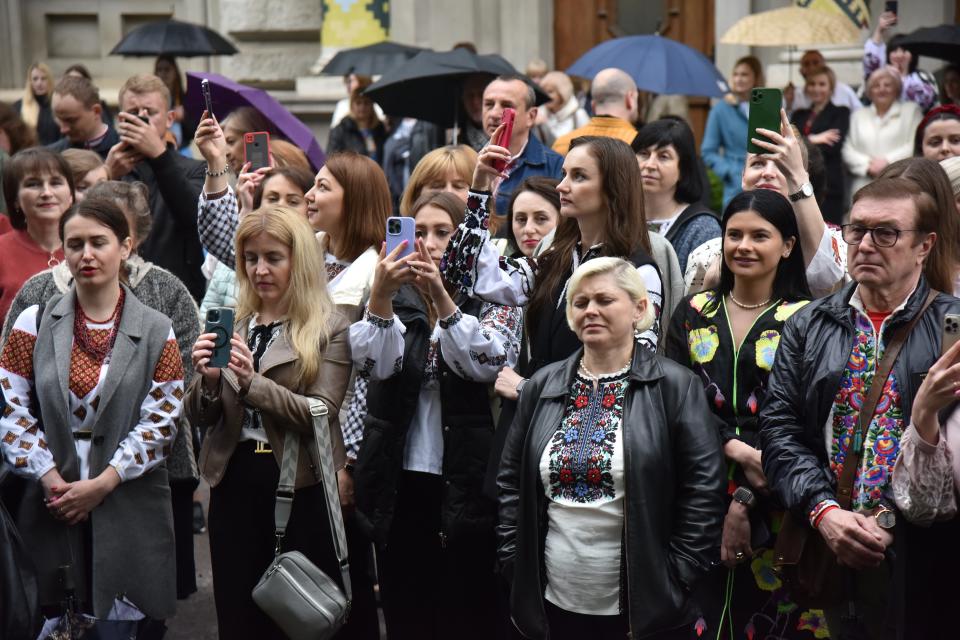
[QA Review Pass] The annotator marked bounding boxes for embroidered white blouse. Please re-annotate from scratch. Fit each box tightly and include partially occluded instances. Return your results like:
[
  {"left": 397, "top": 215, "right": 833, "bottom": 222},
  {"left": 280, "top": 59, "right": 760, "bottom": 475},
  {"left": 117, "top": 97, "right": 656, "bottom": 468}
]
[
  {"left": 0, "top": 305, "right": 183, "bottom": 482},
  {"left": 349, "top": 304, "right": 521, "bottom": 474}
]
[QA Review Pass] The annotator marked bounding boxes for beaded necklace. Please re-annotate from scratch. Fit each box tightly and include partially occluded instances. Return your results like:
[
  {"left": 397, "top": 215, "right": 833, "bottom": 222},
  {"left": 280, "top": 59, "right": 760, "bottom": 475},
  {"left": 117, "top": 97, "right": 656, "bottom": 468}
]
[{"left": 74, "top": 288, "right": 125, "bottom": 360}]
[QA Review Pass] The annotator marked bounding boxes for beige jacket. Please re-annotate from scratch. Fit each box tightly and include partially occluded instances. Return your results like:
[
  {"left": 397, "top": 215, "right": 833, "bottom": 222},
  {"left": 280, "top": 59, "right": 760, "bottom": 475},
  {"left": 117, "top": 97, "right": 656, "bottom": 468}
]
[{"left": 184, "top": 310, "right": 353, "bottom": 489}]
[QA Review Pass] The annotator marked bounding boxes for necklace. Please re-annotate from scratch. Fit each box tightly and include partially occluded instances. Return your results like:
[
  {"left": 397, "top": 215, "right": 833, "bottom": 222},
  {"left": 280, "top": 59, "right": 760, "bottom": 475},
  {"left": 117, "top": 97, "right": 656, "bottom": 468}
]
[
  {"left": 579, "top": 356, "right": 631, "bottom": 380},
  {"left": 74, "top": 288, "right": 125, "bottom": 361},
  {"left": 729, "top": 293, "right": 771, "bottom": 310}
]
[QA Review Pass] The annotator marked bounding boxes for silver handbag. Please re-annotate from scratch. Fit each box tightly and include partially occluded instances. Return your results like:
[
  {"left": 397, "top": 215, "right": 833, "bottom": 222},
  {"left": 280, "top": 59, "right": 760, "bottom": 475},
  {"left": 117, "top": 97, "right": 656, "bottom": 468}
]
[{"left": 252, "top": 399, "right": 352, "bottom": 640}]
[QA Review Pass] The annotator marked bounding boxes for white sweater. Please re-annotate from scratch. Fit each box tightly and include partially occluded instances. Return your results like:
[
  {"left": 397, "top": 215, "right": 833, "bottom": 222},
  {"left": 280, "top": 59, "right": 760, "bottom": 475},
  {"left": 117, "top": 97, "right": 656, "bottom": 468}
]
[{"left": 842, "top": 101, "right": 923, "bottom": 194}]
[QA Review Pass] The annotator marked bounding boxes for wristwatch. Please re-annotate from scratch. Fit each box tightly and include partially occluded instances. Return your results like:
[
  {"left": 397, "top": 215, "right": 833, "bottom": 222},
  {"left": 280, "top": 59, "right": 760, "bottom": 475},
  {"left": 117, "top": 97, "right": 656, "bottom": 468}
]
[
  {"left": 874, "top": 505, "right": 896, "bottom": 530},
  {"left": 732, "top": 486, "right": 757, "bottom": 509},
  {"left": 788, "top": 182, "right": 814, "bottom": 202}
]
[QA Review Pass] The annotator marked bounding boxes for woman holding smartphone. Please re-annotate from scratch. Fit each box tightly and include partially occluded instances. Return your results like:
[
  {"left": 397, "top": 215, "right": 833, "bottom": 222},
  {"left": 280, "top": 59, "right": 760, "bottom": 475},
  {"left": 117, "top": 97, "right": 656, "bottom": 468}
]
[
  {"left": 0, "top": 197, "right": 183, "bottom": 622},
  {"left": 442, "top": 134, "right": 663, "bottom": 380},
  {"left": 184, "top": 207, "right": 353, "bottom": 640},
  {"left": 351, "top": 191, "right": 521, "bottom": 639}
]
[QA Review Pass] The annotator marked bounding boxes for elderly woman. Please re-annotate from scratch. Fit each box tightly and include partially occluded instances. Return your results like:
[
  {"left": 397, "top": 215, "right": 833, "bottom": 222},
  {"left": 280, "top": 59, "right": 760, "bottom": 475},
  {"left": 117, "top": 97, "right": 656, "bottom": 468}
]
[
  {"left": 843, "top": 66, "right": 923, "bottom": 194},
  {"left": 535, "top": 71, "right": 590, "bottom": 146},
  {"left": 865, "top": 10, "right": 938, "bottom": 113},
  {"left": 498, "top": 256, "right": 725, "bottom": 640}
]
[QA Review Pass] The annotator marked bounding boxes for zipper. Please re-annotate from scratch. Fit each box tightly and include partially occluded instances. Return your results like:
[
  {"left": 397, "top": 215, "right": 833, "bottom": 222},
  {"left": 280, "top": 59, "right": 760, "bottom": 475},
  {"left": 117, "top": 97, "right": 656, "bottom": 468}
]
[
  {"left": 721, "top": 297, "right": 781, "bottom": 425},
  {"left": 622, "top": 390, "right": 634, "bottom": 639},
  {"left": 274, "top": 562, "right": 339, "bottom": 622}
]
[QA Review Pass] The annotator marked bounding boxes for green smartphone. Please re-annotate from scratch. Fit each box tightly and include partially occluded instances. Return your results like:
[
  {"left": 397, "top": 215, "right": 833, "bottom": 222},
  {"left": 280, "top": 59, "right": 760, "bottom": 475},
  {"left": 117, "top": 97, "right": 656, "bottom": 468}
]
[{"left": 747, "top": 87, "right": 783, "bottom": 155}]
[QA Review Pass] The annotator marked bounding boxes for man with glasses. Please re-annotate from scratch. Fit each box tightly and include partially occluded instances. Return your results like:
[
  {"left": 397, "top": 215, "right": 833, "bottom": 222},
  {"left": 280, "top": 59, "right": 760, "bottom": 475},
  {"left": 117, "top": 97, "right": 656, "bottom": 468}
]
[{"left": 759, "top": 176, "right": 960, "bottom": 638}]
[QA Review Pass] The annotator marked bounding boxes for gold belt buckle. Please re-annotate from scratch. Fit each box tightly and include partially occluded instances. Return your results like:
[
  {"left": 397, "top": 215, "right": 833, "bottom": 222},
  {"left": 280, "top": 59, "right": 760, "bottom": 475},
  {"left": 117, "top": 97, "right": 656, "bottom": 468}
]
[{"left": 254, "top": 441, "right": 273, "bottom": 454}]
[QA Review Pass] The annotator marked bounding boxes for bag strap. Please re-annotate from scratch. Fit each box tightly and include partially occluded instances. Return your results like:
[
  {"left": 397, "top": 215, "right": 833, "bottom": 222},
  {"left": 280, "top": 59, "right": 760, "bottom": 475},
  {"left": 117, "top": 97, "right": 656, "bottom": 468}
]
[
  {"left": 835, "top": 290, "right": 937, "bottom": 510},
  {"left": 273, "top": 398, "right": 352, "bottom": 600}
]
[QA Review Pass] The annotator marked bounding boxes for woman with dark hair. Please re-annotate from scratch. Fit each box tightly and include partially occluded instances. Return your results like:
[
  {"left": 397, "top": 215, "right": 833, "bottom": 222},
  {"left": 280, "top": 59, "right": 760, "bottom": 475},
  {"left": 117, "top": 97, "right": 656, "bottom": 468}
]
[
  {"left": 0, "top": 196, "right": 183, "bottom": 623},
  {"left": 915, "top": 104, "right": 960, "bottom": 160},
  {"left": 667, "top": 189, "right": 814, "bottom": 639},
  {"left": 327, "top": 88, "right": 387, "bottom": 164},
  {"left": 504, "top": 176, "right": 560, "bottom": 258},
  {"left": 864, "top": 9, "right": 938, "bottom": 113},
  {"left": 702, "top": 56, "right": 764, "bottom": 208},
  {"left": 61, "top": 149, "right": 108, "bottom": 201},
  {"left": 350, "top": 191, "right": 521, "bottom": 639},
  {"left": 635, "top": 118, "right": 719, "bottom": 272},
  {"left": 790, "top": 65, "right": 850, "bottom": 224},
  {"left": 442, "top": 134, "right": 664, "bottom": 375},
  {"left": 0, "top": 101, "right": 38, "bottom": 220},
  {"left": 0, "top": 148, "right": 73, "bottom": 321},
  {"left": 942, "top": 64, "right": 960, "bottom": 106},
  {"left": 154, "top": 55, "right": 196, "bottom": 151}
]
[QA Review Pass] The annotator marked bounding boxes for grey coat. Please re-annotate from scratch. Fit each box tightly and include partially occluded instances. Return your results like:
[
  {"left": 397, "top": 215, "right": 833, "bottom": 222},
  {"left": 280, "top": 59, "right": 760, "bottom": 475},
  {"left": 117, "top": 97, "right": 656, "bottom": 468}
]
[
  {"left": 3, "top": 257, "right": 200, "bottom": 481},
  {"left": 17, "top": 286, "right": 177, "bottom": 618}
]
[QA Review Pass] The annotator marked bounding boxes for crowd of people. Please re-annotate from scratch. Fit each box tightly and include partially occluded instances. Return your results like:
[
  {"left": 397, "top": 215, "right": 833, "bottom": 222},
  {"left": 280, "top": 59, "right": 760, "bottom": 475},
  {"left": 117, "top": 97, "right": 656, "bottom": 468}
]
[{"left": 2, "top": 9, "right": 960, "bottom": 640}]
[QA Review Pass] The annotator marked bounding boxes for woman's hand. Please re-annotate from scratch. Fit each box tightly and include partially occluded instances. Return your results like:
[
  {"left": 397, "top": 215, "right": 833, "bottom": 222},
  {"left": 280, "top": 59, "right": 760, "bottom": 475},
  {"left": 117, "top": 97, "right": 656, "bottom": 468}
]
[
  {"left": 725, "top": 439, "right": 769, "bottom": 495},
  {"left": 867, "top": 156, "right": 889, "bottom": 177},
  {"left": 47, "top": 467, "right": 121, "bottom": 525},
  {"left": 236, "top": 163, "right": 269, "bottom": 215},
  {"left": 808, "top": 129, "right": 842, "bottom": 147},
  {"left": 752, "top": 109, "right": 809, "bottom": 192},
  {"left": 409, "top": 238, "right": 448, "bottom": 302},
  {"left": 912, "top": 339, "right": 960, "bottom": 445},
  {"left": 369, "top": 242, "right": 418, "bottom": 311},
  {"left": 192, "top": 332, "right": 222, "bottom": 387},
  {"left": 40, "top": 468, "right": 67, "bottom": 502},
  {"left": 227, "top": 333, "right": 255, "bottom": 393},
  {"left": 472, "top": 123, "right": 510, "bottom": 191},
  {"left": 194, "top": 111, "right": 228, "bottom": 168},
  {"left": 873, "top": 10, "right": 897, "bottom": 43},
  {"left": 337, "top": 467, "right": 355, "bottom": 516},
  {"left": 720, "top": 501, "right": 753, "bottom": 568},
  {"left": 494, "top": 366, "right": 525, "bottom": 400}
]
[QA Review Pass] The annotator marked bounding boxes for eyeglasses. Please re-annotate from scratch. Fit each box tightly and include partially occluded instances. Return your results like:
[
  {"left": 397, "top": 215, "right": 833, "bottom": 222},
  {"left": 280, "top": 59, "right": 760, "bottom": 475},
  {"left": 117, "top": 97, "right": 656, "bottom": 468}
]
[{"left": 840, "top": 224, "right": 919, "bottom": 248}]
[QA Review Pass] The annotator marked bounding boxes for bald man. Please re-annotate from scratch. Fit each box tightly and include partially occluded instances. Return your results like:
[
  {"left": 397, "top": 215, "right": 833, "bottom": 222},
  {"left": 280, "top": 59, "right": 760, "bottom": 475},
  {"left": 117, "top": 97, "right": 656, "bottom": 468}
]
[{"left": 552, "top": 68, "right": 640, "bottom": 155}]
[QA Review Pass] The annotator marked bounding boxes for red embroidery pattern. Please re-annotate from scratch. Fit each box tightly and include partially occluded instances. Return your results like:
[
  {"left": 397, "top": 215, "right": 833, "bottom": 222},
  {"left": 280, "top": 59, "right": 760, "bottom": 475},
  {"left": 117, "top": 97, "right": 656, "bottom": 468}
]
[
  {"left": 69, "top": 330, "right": 110, "bottom": 399},
  {"left": 153, "top": 339, "right": 183, "bottom": 383},
  {"left": 0, "top": 329, "right": 36, "bottom": 380}
]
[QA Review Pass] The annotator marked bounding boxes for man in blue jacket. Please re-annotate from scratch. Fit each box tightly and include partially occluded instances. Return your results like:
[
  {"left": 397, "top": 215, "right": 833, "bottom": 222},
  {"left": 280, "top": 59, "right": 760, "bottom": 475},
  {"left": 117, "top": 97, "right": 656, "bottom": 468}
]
[{"left": 482, "top": 74, "right": 563, "bottom": 228}]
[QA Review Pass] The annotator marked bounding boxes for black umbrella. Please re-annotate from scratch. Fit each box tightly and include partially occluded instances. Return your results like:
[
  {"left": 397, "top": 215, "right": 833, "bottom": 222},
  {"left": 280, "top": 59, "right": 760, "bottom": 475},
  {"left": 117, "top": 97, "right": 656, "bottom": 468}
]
[
  {"left": 364, "top": 48, "right": 549, "bottom": 128},
  {"left": 898, "top": 25, "right": 960, "bottom": 62},
  {"left": 110, "top": 19, "right": 238, "bottom": 57},
  {"left": 321, "top": 41, "right": 429, "bottom": 76}
]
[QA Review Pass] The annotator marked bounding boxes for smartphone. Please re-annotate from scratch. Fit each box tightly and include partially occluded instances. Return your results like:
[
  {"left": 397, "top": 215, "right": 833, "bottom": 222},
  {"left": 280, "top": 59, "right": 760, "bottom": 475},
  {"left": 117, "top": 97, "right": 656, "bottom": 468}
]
[
  {"left": 204, "top": 307, "right": 235, "bottom": 368},
  {"left": 385, "top": 216, "right": 415, "bottom": 261},
  {"left": 244, "top": 132, "right": 271, "bottom": 171},
  {"left": 885, "top": 1, "right": 898, "bottom": 16},
  {"left": 137, "top": 114, "right": 150, "bottom": 125},
  {"left": 492, "top": 108, "right": 516, "bottom": 172},
  {"left": 942, "top": 314, "right": 960, "bottom": 358},
  {"left": 201, "top": 78, "right": 214, "bottom": 118},
  {"left": 747, "top": 88, "right": 783, "bottom": 155}
]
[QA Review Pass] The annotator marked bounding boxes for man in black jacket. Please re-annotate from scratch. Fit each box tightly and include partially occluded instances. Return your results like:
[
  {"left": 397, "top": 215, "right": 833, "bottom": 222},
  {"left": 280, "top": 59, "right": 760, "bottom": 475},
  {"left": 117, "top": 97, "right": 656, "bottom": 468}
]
[
  {"left": 105, "top": 74, "right": 206, "bottom": 302},
  {"left": 759, "top": 175, "right": 959, "bottom": 638}
]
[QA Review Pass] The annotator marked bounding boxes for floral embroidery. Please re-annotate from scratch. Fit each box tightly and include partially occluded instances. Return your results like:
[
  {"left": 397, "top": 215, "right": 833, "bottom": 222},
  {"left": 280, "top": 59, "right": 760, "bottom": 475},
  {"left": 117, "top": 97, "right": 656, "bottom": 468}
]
[
  {"left": 797, "top": 609, "right": 830, "bottom": 638},
  {"left": 754, "top": 330, "right": 780, "bottom": 371},
  {"left": 689, "top": 291, "right": 719, "bottom": 318},
  {"left": 325, "top": 261, "right": 348, "bottom": 282},
  {"left": 547, "top": 374, "right": 626, "bottom": 503},
  {"left": 688, "top": 326, "right": 720, "bottom": 364},
  {"left": 364, "top": 310, "right": 394, "bottom": 329},
  {"left": 773, "top": 299, "right": 810, "bottom": 322},
  {"left": 438, "top": 309, "right": 463, "bottom": 329},
  {"left": 750, "top": 549, "right": 782, "bottom": 592},
  {"left": 830, "top": 312, "right": 903, "bottom": 510}
]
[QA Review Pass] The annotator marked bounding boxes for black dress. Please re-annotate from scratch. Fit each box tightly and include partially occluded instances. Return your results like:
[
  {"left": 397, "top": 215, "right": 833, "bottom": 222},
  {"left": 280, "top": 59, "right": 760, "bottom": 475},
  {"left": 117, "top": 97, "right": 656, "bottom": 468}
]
[
  {"left": 791, "top": 102, "right": 850, "bottom": 225},
  {"left": 13, "top": 95, "right": 60, "bottom": 146}
]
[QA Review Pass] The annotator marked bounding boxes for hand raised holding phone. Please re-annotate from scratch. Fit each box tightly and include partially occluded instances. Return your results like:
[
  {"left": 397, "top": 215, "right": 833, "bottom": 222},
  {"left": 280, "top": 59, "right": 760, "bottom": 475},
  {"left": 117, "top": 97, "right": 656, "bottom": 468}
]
[{"left": 472, "top": 119, "right": 514, "bottom": 191}]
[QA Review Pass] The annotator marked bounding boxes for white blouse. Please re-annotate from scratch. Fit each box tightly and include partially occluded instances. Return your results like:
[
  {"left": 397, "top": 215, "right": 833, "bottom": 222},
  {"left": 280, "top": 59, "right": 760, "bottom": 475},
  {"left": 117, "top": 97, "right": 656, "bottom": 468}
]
[
  {"left": 350, "top": 304, "right": 521, "bottom": 474},
  {"left": 0, "top": 305, "right": 183, "bottom": 482}
]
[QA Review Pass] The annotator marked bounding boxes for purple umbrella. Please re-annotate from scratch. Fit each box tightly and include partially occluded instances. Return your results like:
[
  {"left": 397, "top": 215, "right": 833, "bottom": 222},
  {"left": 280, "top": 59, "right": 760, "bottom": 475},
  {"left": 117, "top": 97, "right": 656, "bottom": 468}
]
[{"left": 185, "top": 72, "right": 325, "bottom": 171}]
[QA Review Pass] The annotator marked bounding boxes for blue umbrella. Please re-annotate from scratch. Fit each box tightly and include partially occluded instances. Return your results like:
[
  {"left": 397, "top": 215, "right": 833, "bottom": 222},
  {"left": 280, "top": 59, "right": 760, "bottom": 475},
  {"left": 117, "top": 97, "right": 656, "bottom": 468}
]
[{"left": 566, "top": 35, "right": 729, "bottom": 98}]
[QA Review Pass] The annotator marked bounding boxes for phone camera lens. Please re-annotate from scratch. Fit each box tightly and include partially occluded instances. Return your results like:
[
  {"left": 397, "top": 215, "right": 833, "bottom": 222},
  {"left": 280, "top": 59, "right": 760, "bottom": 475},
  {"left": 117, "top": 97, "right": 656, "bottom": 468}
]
[
  {"left": 388, "top": 220, "right": 400, "bottom": 234},
  {"left": 208, "top": 309, "right": 220, "bottom": 321}
]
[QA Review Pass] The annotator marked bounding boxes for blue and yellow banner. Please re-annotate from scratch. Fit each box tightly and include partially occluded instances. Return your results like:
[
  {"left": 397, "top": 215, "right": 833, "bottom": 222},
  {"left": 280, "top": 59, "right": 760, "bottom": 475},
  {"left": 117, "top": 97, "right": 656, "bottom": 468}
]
[
  {"left": 321, "top": 0, "right": 390, "bottom": 47},
  {"left": 796, "top": 0, "right": 871, "bottom": 29}
]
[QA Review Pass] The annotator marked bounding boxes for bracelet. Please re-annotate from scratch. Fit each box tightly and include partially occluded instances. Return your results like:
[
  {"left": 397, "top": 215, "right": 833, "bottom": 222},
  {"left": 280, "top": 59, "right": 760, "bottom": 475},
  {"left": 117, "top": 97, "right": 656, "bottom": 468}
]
[
  {"left": 813, "top": 505, "right": 839, "bottom": 529},
  {"left": 205, "top": 164, "right": 230, "bottom": 177}
]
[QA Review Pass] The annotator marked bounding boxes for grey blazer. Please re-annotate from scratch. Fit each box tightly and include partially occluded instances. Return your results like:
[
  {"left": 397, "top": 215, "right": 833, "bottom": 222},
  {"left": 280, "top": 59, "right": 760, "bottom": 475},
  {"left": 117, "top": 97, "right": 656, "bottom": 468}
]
[{"left": 17, "top": 285, "right": 178, "bottom": 619}]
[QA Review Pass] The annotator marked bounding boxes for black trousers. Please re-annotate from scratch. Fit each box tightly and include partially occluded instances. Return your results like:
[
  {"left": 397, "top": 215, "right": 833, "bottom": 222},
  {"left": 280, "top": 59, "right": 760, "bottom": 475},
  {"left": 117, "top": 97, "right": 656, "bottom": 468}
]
[
  {"left": 545, "top": 601, "right": 628, "bottom": 640},
  {"left": 170, "top": 477, "right": 198, "bottom": 599},
  {"left": 377, "top": 471, "right": 498, "bottom": 640},
  {"left": 207, "top": 440, "right": 341, "bottom": 640}
]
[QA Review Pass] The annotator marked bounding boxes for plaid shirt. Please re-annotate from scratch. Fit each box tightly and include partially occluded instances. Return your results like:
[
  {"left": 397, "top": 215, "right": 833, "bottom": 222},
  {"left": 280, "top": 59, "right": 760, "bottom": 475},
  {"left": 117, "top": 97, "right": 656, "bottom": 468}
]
[{"left": 197, "top": 187, "right": 239, "bottom": 267}]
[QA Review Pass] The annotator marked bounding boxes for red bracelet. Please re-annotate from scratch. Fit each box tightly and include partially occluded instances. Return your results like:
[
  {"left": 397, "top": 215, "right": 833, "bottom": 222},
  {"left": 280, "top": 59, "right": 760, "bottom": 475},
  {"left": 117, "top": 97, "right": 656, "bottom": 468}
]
[{"left": 814, "top": 505, "right": 839, "bottom": 529}]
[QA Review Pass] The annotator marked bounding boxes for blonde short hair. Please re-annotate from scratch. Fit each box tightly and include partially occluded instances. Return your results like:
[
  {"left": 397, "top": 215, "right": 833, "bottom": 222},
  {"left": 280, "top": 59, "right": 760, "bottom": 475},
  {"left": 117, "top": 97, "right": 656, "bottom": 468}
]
[
  {"left": 941, "top": 155, "right": 960, "bottom": 197},
  {"left": 565, "top": 257, "right": 655, "bottom": 333},
  {"left": 541, "top": 71, "right": 574, "bottom": 103},
  {"left": 867, "top": 66, "right": 903, "bottom": 97}
]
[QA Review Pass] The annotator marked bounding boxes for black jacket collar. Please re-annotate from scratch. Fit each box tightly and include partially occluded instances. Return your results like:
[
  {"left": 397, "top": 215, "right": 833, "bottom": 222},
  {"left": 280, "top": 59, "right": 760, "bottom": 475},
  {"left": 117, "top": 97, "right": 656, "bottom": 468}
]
[{"left": 540, "top": 344, "right": 665, "bottom": 398}]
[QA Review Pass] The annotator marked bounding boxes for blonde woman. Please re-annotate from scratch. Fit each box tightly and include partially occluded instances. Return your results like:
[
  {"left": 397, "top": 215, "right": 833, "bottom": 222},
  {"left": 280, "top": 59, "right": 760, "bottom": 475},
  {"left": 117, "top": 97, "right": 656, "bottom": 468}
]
[
  {"left": 535, "top": 71, "right": 590, "bottom": 145},
  {"left": 13, "top": 62, "right": 59, "bottom": 145},
  {"left": 399, "top": 144, "right": 478, "bottom": 216},
  {"left": 184, "top": 206, "right": 353, "bottom": 640}
]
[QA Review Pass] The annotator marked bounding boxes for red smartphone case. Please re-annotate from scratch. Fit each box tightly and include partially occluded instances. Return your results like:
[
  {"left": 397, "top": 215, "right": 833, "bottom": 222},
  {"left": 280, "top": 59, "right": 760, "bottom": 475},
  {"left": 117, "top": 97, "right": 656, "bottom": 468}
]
[{"left": 492, "top": 108, "right": 516, "bottom": 172}]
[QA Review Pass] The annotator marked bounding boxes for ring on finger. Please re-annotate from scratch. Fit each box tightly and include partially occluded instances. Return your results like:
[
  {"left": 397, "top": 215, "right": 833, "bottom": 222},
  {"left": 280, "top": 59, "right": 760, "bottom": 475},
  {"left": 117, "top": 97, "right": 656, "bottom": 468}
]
[{"left": 735, "top": 551, "right": 745, "bottom": 561}]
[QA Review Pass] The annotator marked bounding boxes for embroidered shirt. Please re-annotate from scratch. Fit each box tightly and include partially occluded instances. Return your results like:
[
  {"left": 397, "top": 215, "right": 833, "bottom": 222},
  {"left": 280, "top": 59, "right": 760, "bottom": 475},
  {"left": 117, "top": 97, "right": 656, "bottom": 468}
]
[
  {"left": 539, "top": 370, "right": 627, "bottom": 615},
  {"left": 0, "top": 304, "right": 183, "bottom": 482},
  {"left": 863, "top": 39, "right": 937, "bottom": 113}
]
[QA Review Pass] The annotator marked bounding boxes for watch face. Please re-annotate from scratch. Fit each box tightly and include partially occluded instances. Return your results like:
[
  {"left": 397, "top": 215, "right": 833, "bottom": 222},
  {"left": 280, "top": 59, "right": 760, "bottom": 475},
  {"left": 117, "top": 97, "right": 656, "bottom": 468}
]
[
  {"left": 733, "top": 487, "right": 754, "bottom": 505},
  {"left": 802, "top": 182, "right": 814, "bottom": 197},
  {"left": 877, "top": 510, "right": 896, "bottom": 529}
]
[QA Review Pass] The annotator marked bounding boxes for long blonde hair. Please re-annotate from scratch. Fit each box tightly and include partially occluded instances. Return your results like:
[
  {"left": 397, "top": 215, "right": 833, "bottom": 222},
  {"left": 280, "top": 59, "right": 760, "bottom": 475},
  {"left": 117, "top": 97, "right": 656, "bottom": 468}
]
[
  {"left": 20, "top": 63, "right": 53, "bottom": 129},
  {"left": 235, "top": 206, "right": 334, "bottom": 382}
]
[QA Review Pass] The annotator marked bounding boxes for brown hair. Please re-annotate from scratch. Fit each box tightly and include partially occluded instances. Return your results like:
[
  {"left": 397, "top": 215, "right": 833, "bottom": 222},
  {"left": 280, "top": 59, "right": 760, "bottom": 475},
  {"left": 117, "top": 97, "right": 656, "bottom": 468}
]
[
  {"left": 3, "top": 148, "right": 75, "bottom": 229},
  {"left": 527, "top": 136, "right": 649, "bottom": 333},
  {"left": 324, "top": 152, "right": 390, "bottom": 261},
  {"left": 407, "top": 191, "right": 467, "bottom": 326},
  {"left": 505, "top": 176, "right": 560, "bottom": 253},
  {"left": 58, "top": 196, "right": 131, "bottom": 245},
  {"left": 53, "top": 75, "right": 100, "bottom": 109},
  {"left": 734, "top": 56, "right": 764, "bottom": 88},
  {"left": 871, "top": 158, "right": 957, "bottom": 293},
  {"left": 222, "top": 106, "right": 280, "bottom": 138},
  {"left": 805, "top": 65, "right": 836, "bottom": 93},
  {"left": 399, "top": 145, "right": 477, "bottom": 216},
  {"left": 84, "top": 180, "right": 152, "bottom": 246},
  {"left": 118, "top": 73, "right": 170, "bottom": 109},
  {"left": 0, "top": 101, "right": 37, "bottom": 153},
  {"left": 270, "top": 139, "right": 311, "bottom": 172},
  {"left": 61, "top": 149, "right": 104, "bottom": 185},
  {"left": 253, "top": 166, "right": 315, "bottom": 209},
  {"left": 349, "top": 87, "right": 379, "bottom": 129}
]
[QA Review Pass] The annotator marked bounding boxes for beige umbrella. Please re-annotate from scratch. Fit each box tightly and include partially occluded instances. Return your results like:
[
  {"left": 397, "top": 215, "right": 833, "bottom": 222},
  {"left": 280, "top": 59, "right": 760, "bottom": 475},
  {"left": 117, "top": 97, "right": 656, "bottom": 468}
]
[{"left": 721, "top": 6, "right": 861, "bottom": 47}]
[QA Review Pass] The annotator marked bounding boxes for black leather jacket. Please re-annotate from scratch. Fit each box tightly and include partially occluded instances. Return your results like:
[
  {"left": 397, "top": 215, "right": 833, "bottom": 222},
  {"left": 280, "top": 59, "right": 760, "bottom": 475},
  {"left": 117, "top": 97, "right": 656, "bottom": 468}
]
[
  {"left": 759, "top": 277, "right": 960, "bottom": 519},
  {"left": 497, "top": 346, "right": 725, "bottom": 639}
]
